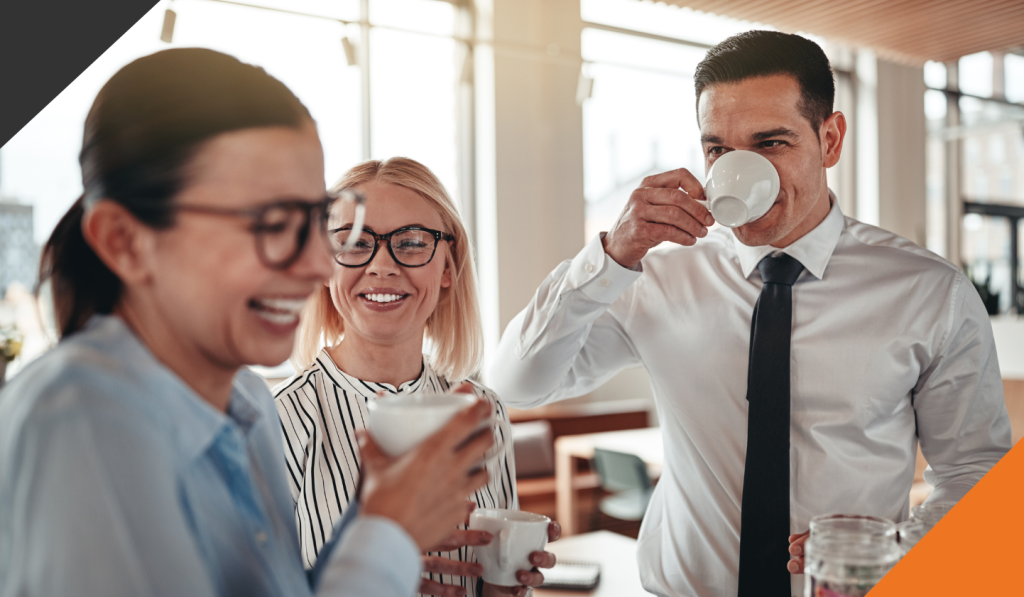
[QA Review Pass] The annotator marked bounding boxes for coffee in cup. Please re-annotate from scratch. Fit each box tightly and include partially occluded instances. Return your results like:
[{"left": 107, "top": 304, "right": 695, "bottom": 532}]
[
  {"left": 469, "top": 508, "right": 551, "bottom": 586},
  {"left": 700, "top": 150, "right": 780, "bottom": 227}
]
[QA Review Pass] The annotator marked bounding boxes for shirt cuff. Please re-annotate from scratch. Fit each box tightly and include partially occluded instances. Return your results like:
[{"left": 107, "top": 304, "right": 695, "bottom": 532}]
[
  {"left": 566, "top": 233, "right": 643, "bottom": 303},
  {"left": 924, "top": 481, "right": 974, "bottom": 506},
  {"left": 322, "top": 515, "right": 422, "bottom": 596}
]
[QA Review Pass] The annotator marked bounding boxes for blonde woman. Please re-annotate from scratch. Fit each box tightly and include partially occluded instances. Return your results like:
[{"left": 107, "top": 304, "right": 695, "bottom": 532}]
[{"left": 275, "top": 158, "right": 557, "bottom": 597}]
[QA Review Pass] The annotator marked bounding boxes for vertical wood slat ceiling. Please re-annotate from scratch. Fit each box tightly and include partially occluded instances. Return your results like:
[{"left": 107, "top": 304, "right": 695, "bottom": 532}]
[{"left": 646, "top": 0, "right": 1024, "bottom": 64}]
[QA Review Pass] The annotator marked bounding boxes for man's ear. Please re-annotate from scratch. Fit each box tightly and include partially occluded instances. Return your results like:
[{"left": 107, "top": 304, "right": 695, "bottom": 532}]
[
  {"left": 821, "top": 111, "right": 847, "bottom": 169},
  {"left": 81, "top": 200, "right": 159, "bottom": 286}
]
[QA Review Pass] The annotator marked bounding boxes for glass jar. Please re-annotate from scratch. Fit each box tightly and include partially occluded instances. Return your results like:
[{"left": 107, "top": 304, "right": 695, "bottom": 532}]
[
  {"left": 896, "top": 519, "right": 927, "bottom": 557},
  {"left": 804, "top": 534, "right": 901, "bottom": 597},
  {"left": 804, "top": 514, "right": 899, "bottom": 597},
  {"left": 910, "top": 501, "right": 955, "bottom": 531},
  {"left": 808, "top": 514, "right": 897, "bottom": 542}
]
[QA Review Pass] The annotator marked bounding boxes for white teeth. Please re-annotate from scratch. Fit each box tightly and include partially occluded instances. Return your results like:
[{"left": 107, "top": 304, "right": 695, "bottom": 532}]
[
  {"left": 365, "top": 293, "right": 403, "bottom": 303},
  {"left": 254, "top": 310, "right": 299, "bottom": 325},
  {"left": 257, "top": 298, "right": 307, "bottom": 312},
  {"left": 251, "top": 297, "right": 306, "bottom": 326}
]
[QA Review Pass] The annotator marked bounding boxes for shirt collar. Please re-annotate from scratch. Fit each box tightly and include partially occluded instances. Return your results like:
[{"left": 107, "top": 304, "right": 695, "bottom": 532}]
[
  {"left": 89, "top": 315, "right": 262, "bottom": 462},
  {"left": 319, "top": 348, "right": 431, "bottom": 396},
  {"left": 733, "top": 190, "right": 845, "bottom": 281}
]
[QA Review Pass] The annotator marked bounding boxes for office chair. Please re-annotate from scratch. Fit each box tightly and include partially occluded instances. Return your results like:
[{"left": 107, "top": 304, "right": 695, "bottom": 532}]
[{"left": 591, "top": 448, "right": 653, "bottom": 524}]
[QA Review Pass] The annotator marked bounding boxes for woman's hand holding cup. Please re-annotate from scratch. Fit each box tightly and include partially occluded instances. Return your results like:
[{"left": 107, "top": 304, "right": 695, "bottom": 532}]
[
  {"left": 502, "top": 520, "right": 561, "bottom": 595},
  {"left": 417, "top": 506, "right": 495, "bottom": 597},
  {"left": 471, "top": 510, "right": 561, "bottom": 596},
  {"left": 358, "top": 399, "right": 493, "bottom": 551}
]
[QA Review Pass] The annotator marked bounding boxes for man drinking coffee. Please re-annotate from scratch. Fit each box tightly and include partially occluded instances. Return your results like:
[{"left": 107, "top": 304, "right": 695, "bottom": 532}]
[{"left": 488, "top": 30, "right": 1011, "bottom": 597}]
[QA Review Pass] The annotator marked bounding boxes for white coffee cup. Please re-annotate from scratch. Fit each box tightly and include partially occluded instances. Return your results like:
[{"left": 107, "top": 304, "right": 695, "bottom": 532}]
[
  {"left": 469, "top": 508, "right": 551, "bottom": 587},
  {"left": 700, "top": 150, "right": 780, "bottom": 228},
  {"left": 366, "top": 392, "right": 477, "bottom": 457}
]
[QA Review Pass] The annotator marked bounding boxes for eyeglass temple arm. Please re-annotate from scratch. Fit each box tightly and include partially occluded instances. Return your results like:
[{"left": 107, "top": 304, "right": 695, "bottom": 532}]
[{"left": 340, "top": 196, "right": 367, "bottom": 252}]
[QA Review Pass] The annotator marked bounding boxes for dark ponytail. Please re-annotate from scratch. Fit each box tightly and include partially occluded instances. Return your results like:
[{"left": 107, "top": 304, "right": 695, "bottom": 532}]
[
  {"left": 38, "top": 48, "right": 312, "bottom": 338},
  {"left": 40, "top": 196, "right": 122, "bottom": 338}
]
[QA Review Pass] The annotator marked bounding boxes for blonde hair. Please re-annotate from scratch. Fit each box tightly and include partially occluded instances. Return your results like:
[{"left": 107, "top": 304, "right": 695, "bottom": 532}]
[{"left": 293, "top": 157, "right": 484, "bottom": 381}]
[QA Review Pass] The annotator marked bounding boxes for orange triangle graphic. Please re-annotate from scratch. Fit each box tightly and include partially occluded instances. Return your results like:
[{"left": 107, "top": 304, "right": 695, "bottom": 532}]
[{"left": 869, "top": 439, "right": 1024, "bottom": 595}]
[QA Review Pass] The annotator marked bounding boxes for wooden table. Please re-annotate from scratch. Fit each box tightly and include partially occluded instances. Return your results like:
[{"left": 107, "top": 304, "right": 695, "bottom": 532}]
[
  {"left": 554, "top": 427, "right": 663, "bottom": 536},
  {"left": 534, "top": 531, "right": 650, "bottom": 596}
]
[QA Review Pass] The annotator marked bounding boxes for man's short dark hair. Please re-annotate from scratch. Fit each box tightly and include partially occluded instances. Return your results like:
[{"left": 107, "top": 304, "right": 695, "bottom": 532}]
[{"left": 694, "top": 30, "right": 835, "bottom": 134}]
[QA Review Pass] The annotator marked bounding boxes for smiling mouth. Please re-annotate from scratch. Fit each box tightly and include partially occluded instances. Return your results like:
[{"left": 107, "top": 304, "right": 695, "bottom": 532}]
[
  {"left": 360, "top": 293, "right": 409, "bottom": 304},
  {"left": 249, "top": 297, "right": 307, "bottom": 326}
]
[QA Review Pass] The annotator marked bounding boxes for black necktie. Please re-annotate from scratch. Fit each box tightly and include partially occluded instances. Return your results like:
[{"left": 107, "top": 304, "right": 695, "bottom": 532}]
[{"left": 737, "top": 253, "right": 804, "bottom": 597}]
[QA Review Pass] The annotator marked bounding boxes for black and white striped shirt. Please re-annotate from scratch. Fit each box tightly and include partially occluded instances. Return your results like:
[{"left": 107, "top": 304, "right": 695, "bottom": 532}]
[{"left": 274, "top": 349, "right": 518, "bottom": 596}]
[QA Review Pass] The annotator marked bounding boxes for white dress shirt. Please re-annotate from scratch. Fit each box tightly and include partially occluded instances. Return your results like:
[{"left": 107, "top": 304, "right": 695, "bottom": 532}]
[{"left": 488, "top": 198, "right": 1011, "bottom": 597}]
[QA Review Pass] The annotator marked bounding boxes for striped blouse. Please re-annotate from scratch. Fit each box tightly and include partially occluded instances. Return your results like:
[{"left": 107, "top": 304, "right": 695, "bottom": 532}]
[{"left": 274, "top": 349, "right": 518, "bottom": 597}]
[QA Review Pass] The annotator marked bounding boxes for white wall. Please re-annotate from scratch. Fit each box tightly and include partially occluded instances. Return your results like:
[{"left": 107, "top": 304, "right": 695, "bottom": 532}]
[
  {"left": 993, "top": 318, "right": 1024, "bottom": 379},
  {"left": 474, "top": 0, "right": 586, "bottom": 361},
  {"left": 473, "top": 0, "right": 656, "bottom": 409},
  {"left": 877, "top": 60, "right": 927, "bottom": 246},
  {"left": 855, "top": 51, "right": 928, "bottom": 245}
]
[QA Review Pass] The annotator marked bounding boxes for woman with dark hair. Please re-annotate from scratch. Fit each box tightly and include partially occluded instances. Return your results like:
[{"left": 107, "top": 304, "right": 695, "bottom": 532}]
[{"left": 0, "top": 48, "right": 492, "bottom": 597}]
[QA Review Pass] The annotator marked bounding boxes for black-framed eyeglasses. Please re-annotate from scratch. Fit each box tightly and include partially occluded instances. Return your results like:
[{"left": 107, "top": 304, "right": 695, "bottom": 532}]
[
  {"left": 331, "top": 225, "right": 455, "bottom": 268},
  {"left": 169, "top": 189, "right": 366, "bottom": 270}
]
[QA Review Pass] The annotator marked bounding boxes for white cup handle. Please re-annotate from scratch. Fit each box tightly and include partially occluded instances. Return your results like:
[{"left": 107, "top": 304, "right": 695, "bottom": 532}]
[{"left": 497, "top": 528, "right": 511, "bottom": 570}]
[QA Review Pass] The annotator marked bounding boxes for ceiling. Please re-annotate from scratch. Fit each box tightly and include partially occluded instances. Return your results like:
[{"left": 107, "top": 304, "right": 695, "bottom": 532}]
[{"left": 649, "top": 0, "right": 1024, "bottom": 65}]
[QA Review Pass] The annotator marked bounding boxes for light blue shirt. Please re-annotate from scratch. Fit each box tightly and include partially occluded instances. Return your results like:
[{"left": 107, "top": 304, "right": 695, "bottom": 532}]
[{"left": 0, "top": 315, "right": 420, "bottom": 597}]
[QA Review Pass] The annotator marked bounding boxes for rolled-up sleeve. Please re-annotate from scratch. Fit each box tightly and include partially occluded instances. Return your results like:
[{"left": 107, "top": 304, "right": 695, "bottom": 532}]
[{"left": 913, "top": 273, "right": 1012, "bottom": 504}]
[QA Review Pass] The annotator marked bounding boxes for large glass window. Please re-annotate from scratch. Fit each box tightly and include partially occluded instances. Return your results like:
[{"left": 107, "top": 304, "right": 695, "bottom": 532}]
[
  {"left": 579, "top": 0, "right": 846, "bottom": 243},
  {"left": 1006, "top": 54, "right": 1024, "bottom": 104},
  {"left": 926, "top": 52, "right": 1024, "bottom": 315},
  {"left": 0, "top": 0, "right": 463, "bottom": 375},
  {"left": 370, "top": 27, "right": 459, "bottom": 195},
  {"left": 958, "top": 96, "right": 1024, "bottom": 314},
  {"left": 582, "top": 0, "right": 769, "bottom": 47},
  {"left": 959, "top": 97, "right": 1024, "bottom": 205},
  {"left": 580, "top": 29, "right": 706, "bottom": 241},
  {"left": 958, "top": 52, "right": 994, "bottom": 98},
  {"left": 579, "top": 0, "right": 777, "bottom": 242}
]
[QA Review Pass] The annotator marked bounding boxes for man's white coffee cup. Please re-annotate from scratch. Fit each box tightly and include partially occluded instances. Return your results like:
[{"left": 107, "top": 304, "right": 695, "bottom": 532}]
[
  {"left": 699, "top": 150, "right": 780, "bottom": 228},
  {"left": 367, "top": 392, "right": 477, "bottom": 457},
  {"left": 469, "top": 508, "right": 551, "bottom": 587}
]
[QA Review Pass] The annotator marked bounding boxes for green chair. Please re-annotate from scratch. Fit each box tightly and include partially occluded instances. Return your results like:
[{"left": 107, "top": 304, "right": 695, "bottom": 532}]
[{"left": 592, "top": 448, "right": 653, "bottom": 523}]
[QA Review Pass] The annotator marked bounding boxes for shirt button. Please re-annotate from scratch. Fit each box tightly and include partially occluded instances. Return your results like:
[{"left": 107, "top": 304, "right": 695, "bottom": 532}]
[
  {"left": 600, "top": 278, "right": 610, "bottom": 287},
  {"left": 255, "top": 531, "right": 268, "bottom": 545},
  {"left": 585, "top": 263, "right": 595, "bottom": 273}
]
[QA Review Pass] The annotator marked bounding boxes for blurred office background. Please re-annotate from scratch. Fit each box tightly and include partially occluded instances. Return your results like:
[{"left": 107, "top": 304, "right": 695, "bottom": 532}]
[{"left": 2, "top": 0, "right": 1023, "bottom": 535}]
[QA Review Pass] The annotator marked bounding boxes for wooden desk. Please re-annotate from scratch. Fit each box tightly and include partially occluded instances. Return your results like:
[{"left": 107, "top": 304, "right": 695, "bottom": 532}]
[
  {"left": 534, "top": 531, "right": 650, "bottom": 597},
  {"left": 508, "top": 398, "right": 650, "bottom": 441},
  {"left": 554, "top": 428, "right": 663, "bottom": 536}
]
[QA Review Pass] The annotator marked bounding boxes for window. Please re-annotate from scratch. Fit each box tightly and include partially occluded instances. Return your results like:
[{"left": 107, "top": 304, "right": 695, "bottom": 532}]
[
  {"left": 0, "top": 0, "right": 466, "bottom": 375},
  {"left": 926, "top": 52, "right": 1024, "bottom": 314},
  {"left": 579, "top": 0, "right": 777, "bottom": 242},
  {"left": 580, "top": 28, "right": 706, "bottom": 241}
]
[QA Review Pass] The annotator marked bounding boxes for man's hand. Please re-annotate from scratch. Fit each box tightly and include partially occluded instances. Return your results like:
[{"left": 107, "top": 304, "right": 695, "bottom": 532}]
[
  {"left": 602, "top": 168, "right": 715, "bottom": 269},
  {"left": 358, "top": 400, "right": 493, "bottom": 551},
  {"left": 788, "top": 531, "right": 809, "bottom": 574}
]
